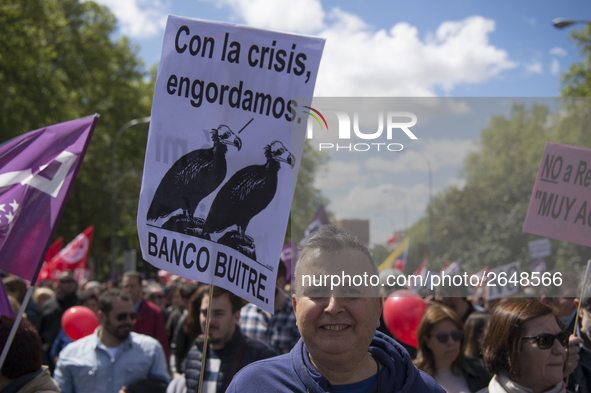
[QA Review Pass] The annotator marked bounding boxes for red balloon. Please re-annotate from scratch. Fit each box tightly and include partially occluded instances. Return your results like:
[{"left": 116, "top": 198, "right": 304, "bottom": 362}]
[
  {"left": 61, "top": 306, "right": 99, "bottom": 341},
  {"left": 382, "top": 290, "right": 427, "bottom": 348}
]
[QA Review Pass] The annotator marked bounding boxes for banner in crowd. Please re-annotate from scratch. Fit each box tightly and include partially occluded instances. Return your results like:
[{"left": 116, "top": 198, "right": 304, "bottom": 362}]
[
  {"left": 280, "top": 241, "right": 292, "bottom": 284},
  {"left": 378, "top": 237, "right": 410, "bottom": 272},
  {"left": 37, "top": 237, "right": 64, "bottom": 281},
  {"left": 137, "top": 16, "right": 325, "bottom": 313},
  {"left": 524, "top": 142, "right": 591, "bottom": 247},
  {"left": 43, "top": 225, "right": 95, "bottom": 281},
  {"left": 0, "top": 116, "right": 98, "bottom": 283},
  {"left": 486, "top": 260, "right": 521, "bottom": 300}
]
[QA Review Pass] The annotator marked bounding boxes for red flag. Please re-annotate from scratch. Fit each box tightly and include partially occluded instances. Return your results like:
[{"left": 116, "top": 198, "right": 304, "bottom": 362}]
[
  {"left": 45, "top": 237, "right": 63, "bottom": 261},
  {"left": 37, "top": 237, "right": 64, "bottom": 282},
  {"left": 0, "top": 116, "right": 98, "bottom": 283},
  {"left": 387, "top": 235, "right": 397, "bottom": 244},
  {"left": 48, "top": 226, "right": 94, "bottom": 273}
]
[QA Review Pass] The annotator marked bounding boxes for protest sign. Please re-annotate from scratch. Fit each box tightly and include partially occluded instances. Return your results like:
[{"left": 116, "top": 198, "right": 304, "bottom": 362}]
[
  {"left": 524, "top": 142, "right": 591, "bottom": 247},
  {"left": 486, "top": 260, "right": 521, "bottom": 300},
  {"left": 137, "top": 16, "right": 325, "bottom": 313},
  {"left": 527, "top": 238, "right": 552, "bottom": 259}
]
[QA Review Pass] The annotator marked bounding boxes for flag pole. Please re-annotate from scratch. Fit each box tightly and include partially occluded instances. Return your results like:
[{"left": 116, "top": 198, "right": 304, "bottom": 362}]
[
  {"left": 572, "top": 259, "right": 591, "bottom": 336},
  {"left": 566, "top": 259, "right": 591, "bottom": 387},
  {"left": 0, "top": 286, "right": 34, "bottom": 370},
  {"left": 198, "top": 285, "right": 215, "bottom": 393}
]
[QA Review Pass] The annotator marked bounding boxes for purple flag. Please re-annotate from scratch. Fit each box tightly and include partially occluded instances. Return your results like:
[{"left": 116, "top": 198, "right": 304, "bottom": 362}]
[
  {"left": 280, "top": 241, "right": 292, "bottom": 284},
  {"left": 293, "top": 205, "right": 330, "bottom": 274},
  {"left": 298, "top": 204, "right": 330, "bottom": 249},
  {"left": 0, "top": 115, "right": 98, "bottom": 283},
  {"left": 0, "top": 280, "right": 14, "bottom": 318}
]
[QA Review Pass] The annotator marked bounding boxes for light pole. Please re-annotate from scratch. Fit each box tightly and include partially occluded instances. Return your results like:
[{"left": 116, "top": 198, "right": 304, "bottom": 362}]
[
  {"left": 381, "top": 189, "right": 408, "bottom": 232},
  {"left": 552, "top": 18, "right": 591, "bottom": 29},
  {"left": 111, "top": 116, "right": 151, "bottom": 278},
  {"left": 411, "top": 149, "right": 433, "bottom": 264}
]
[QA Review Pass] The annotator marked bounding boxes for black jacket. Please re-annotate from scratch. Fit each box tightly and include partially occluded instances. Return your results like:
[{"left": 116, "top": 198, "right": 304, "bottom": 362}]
[
  {"left": 462, "top": 356, "right": 492, "bottom": 393},
  {"left": 566, "top": 344, "right": 591, "bottom": 393},
  {"left": 184, "top": 326, "right": 276, "bottom": 393}
]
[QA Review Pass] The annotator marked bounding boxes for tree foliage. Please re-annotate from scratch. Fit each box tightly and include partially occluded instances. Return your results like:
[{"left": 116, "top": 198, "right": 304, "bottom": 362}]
[
  {"left": 404, "top": 26, "right": 591, "bottom": 276},
  {"left": 405, "top": 102, "right": 591, "bottom": 275},
  {"left": 1, "top": 0, "right": 153, "bottom": 278},
  {"left": 1, "top": 1, "right": 329, "bottom": 279},
  {"left": 288, "top": 141, "right": 330, "bottom": 246},
  {"left": 561, "top": 25, "right": 591, "bottom": 97}
]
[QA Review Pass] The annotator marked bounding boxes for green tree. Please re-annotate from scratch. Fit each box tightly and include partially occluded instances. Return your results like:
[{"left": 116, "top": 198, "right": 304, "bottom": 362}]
[
  {"left": 561, "top": 25, "right": 591, "bottom": 97},
  {"left": 1, "top": 0, "right": 154, "bottom": 279},
  {"left": 406, "top": 102, "right": 591, "bottom": 274},
  {"left": 404, "top": 25, "right": 591, "bottom": 275},
  {"left": 288, "top": 141, "right": 330, "bottom": 246}
]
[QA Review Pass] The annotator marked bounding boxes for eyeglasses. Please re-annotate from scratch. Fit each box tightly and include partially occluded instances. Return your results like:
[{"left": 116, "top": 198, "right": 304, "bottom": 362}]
[
  {"left": 432, "top": 330, "right": 463, "bottom": 344},
  {"left": 59, "top": 279, "right": 75, "bottom": 284},
  {"left": 521, "top": 331, "right": 569, "bottom": 349},
  {"left": 115, "top": 312, "right": 137, "bottom": 322}
]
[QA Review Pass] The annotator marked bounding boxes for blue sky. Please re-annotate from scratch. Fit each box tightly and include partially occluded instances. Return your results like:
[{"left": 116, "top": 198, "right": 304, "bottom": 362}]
[
  {"left": 94, "top": 0, "right": 590, "bottom": 245},
  {"left": 95, "top": 0, "right": 589, "bottom": 97}
]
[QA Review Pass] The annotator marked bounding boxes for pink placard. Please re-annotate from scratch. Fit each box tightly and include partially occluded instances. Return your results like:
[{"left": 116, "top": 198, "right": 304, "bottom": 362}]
[{"left": 523, "top": 142, "right": 591, "bottom": 247}]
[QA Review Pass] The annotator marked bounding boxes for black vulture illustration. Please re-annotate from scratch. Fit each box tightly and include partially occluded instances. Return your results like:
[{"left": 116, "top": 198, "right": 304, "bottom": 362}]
[
  {"left": 203, "top": 140, "right": 295, "bottom": 259},
  {"left": 146, "top": 125, "right": 242, "bottom": 232}
]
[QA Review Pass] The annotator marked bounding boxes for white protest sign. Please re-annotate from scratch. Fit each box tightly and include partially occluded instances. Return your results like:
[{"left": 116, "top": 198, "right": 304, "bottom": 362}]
[
  {"left": 486, "top": 260, "right": 521, "bottom": 300},
  {"left": 528, "top": 238, "right": 551, "bottom": 259},
  {"left": 524, "top": 142, "right": 591, "bottom": 247},
  {"left": 137, "top": 16, "right": 325, "bottom": 313}
]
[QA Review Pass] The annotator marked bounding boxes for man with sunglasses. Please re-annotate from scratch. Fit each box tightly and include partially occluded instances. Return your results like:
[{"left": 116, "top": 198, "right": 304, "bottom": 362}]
[{"left": 54, "top": 289, "right": 170, "bottom": 393}]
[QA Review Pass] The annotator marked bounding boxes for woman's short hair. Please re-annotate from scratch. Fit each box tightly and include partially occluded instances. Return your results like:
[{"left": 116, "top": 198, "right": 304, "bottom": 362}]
[
  {"left": 415, "top": 303, "right": 465, "bottom": 377},
  {"left": 464, "top": 311, "right": 490, "bottom": 359},
  {"left": 481, "top": 298, "right": 563, "bottom": 380}
]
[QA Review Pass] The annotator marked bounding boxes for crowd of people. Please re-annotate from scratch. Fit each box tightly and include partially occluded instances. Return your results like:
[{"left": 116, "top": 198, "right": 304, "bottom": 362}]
[{"left": 1, "top": 224, "right": 590, "bottom": 393}]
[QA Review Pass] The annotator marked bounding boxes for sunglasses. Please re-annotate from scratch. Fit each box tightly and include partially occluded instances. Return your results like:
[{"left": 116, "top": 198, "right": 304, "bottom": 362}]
[
  {"left": 432, "top": 330, "right": 463, "bottom": 344},
  {"left": 150, "top": 294, "right": 164, "bottom": 299},
  {"left": 59, "top": 279, "right": 75, "bottom": 284},
  {"left": 115, "top": 312, "right": 137, "bottom": 322},
  {"left": 521, "top": 331, "right": 569, "bottom": 349}
]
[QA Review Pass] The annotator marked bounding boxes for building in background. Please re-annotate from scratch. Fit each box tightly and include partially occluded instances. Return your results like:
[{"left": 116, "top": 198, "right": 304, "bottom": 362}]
[{"left": 334, "top": 219, "right": 370, "bottom": 246}]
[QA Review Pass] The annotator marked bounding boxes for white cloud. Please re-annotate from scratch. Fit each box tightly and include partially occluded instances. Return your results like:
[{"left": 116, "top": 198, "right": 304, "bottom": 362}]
[
  {"left": 447, "top": 177, "right": 467, "bottom": 189},
  {"left": 315, "top": 14, "right": 516, "bottom": 96},
  {"left": 313, "top": 160, "right": 365, "bottom": 191},
  {"left": 329, "top": 183, "right": 432, "bottom": 219},
  {"left": 97, "top": 0, "right": 517, "bottom": 96},
  {"left": 524, "top": 60, "right": 543, "bottom": 74},
  {"left": 90, "top": 0, "right": 168, "bottom": 38},
  {"left": 207, "top": 0, "right": 516, "bottom": 96},
  {"left": 550, "top": 58, "right": 560, "bottom": 75},
  {"left": 364, "top": 138, "right": 478, "bottom": 173},
  {"left": 549, "top": 47, "right": 567, "bottom": 57},
  {"left": 221, "top": 0, "right": 326, "bottom": 34}
]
